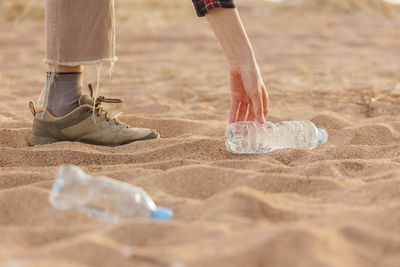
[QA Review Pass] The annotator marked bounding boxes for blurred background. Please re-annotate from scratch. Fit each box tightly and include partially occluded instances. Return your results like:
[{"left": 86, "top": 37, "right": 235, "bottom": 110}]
[
  {"left": 1, "top": 0, "right": 400, "bottom": 25},
  {"left": 0, "top": 0, "right": 399, "bottom": 121}
]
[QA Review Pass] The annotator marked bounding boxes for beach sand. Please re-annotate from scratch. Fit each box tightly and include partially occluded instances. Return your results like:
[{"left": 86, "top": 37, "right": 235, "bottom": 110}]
[{"left": 0, "top": 2, "right": 400, "bottom": 266}]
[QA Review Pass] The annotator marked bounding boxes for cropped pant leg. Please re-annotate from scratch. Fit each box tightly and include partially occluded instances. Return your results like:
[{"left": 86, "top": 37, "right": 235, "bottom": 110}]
[{"left": 45, "top": 0, "right": 117, "bottom": 66}]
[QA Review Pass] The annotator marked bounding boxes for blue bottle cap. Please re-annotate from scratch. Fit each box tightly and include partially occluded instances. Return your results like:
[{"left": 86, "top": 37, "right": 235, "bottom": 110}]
[
  {"left": 318, "top": 129, "right": 328, "bottom": 145},
  {"left": 151, "top": 207, "right": 173, "bottom": 221}
]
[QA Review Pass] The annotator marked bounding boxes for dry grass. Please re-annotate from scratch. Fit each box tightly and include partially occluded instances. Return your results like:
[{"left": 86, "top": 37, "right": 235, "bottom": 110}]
[
  {"left": 0, "top": 0, "right": 192, "bottom": 26},
  {"left": 0, "top": 0, "right": 399, "bottom": 24},
  {"left": 232, "top": 0, "right": 400, "bottom": 17},
  {"left": 114, "top": 0, "right": 191, "bottom": 27},
  {"left": 274, "top": 0, "right": 400, "bottom": 16},
  {"left": 0, "top": 0, "right": 44, "bottom": 23}
]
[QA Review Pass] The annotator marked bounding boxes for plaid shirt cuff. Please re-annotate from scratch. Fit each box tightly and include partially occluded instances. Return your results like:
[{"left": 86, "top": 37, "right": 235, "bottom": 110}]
[{"left": 192, "top": 0, "right": 236, "bottom": 17}]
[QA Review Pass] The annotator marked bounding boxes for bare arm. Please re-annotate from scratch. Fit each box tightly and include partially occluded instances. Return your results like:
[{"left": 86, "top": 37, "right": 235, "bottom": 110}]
[{"left": 206, "top": 8, "right": 268, "bottom": 123}]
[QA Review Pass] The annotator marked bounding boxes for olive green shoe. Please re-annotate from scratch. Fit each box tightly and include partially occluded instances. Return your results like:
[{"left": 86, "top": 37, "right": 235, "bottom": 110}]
[{"left": 29, "top": 85, "right": 159, "bottom": 146}]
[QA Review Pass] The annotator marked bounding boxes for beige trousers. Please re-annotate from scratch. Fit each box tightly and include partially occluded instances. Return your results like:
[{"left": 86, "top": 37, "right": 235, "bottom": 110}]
[{"left": 45, "top": 0, "right": 117, "bottom": 66}]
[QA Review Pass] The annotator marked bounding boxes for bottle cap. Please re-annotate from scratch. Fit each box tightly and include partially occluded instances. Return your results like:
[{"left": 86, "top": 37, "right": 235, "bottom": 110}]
[
  {"left": 151, "top": 207, "right": 173, "bottom": 221},
  {"left": 318, "top": 129, "right": 328, "bottom": 144}
]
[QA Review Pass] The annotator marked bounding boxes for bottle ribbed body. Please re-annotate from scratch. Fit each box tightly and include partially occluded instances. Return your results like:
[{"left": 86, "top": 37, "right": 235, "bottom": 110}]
[
  {"left": 226, "top": 121, "right": 327, "bottom": 154},
  {"left": 49, "top": 165, "right": 158, "bottom": 223}
]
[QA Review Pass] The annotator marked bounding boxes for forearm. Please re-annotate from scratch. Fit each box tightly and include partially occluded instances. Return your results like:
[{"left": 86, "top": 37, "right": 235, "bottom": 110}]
[{"left": 206, "top": 8, "right": 256, "bottom": 66}]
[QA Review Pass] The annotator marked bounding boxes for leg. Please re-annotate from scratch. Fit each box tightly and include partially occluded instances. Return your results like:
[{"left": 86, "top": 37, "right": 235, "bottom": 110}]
[
  {"left": 43, "top": 0, "right": 116, "bottom": 117},
  {"left": 44, "top": 64, "right": 83, "bottom": 117},
  {"left": 57, "top": 65, "right": 83, "bottom": 73},
  {"left": 45, "top": 0, "right": 116, "bottom": 65},
  {"left": 30, "top": 0, "right": 159, "bottom": 146}
]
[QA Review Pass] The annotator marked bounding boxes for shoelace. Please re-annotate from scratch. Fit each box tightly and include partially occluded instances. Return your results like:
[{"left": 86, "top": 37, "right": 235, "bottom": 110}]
[
  {"left": 89, "top": 96, "right": 125, "bottom": 126},
  {"left": 86, "top": 84, "right": 128, "bottom": 127}
]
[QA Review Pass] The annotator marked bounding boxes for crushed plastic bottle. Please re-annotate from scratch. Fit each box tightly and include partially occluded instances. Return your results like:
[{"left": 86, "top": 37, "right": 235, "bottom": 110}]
[
  {"left": 225, "top": 121, "right": 328, "bottom": 154},
  {"left": 49, "top": 165, "right": 172, "bottom": 222}
]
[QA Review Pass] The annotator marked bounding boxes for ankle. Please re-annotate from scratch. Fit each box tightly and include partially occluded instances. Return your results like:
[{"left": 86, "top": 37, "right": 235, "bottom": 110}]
[
  {"left": 44, "top": 72, "right": 83, "bottom": 117},
  {"left": 50, "top": 65, "right": 83, "bottom": 73}
]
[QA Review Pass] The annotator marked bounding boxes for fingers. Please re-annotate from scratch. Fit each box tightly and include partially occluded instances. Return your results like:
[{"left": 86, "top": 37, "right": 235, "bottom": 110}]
[
  {"left": 230, "top": 95, "right": 268, "bottom": 124},
  {"left": 236, "top": 102, "right": 249, "bottom": 122},
  {"left": 228, "top": 64, "right": 269, "bottom": 124},
  {"left": 230, "top": 101, "right": 256, "bottom": 123},
  {"left": 250, "top": 91, "right": 266, "bottom": 124},
  {"left": 229, "top": 101, "right": 240, "bottom": 124},
  {"left": 247, "top": 107, "right": 255, "bottom": 122},
  {"left": 262, "top": 84, "right": 269, "bottom": 119}
]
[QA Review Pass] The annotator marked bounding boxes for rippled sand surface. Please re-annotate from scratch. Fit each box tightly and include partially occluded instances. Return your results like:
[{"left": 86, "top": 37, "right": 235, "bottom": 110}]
[{"left": 1, "top": 4, "right": 400, "bottom": 267}]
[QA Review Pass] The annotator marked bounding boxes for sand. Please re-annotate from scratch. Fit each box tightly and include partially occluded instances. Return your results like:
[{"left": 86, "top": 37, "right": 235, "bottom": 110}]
[{"left": 1, "top": 3, "right": 400, "bottom": 267}]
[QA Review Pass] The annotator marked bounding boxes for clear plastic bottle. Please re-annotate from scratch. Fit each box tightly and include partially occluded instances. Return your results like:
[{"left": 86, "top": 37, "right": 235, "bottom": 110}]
[
  {"left": 49, "top": 165, "right": 172, "bottom": 222},
  {"left": 225, "top": 121, "right": 328, "bottom": 154}
]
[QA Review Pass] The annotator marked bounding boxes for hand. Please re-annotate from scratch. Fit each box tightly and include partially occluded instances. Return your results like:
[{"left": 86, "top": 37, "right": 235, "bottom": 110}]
[
  {"left": 229, "top": 63, "right": 268, "bottom": 124},
  {"left": 205, "top": 8, "right": 268, "bottom": 123}
]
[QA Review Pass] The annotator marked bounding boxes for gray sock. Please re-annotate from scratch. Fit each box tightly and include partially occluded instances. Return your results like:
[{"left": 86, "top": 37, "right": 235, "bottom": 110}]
[{"left": 44, "top": 72, "right": 83, "bottom": 117}]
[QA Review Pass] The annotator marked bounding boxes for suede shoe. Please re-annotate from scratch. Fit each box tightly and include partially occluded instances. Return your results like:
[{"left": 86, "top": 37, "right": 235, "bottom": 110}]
[{"left": 29, "top": 84, "right": 159, "bottom": 146}]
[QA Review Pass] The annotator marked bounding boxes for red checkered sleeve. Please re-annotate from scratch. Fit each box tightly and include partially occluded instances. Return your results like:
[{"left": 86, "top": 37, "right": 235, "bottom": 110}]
[{"left": 192, "top": 0, "right": 236, "bottom": 17}]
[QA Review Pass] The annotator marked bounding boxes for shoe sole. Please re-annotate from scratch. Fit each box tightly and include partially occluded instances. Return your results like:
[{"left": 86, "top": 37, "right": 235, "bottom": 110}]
[
  {"left": 29, "top": 135, "right": 59, "bottom": 146},
  {"left": 29, "top": 131, "right": 160, "bottom": 147}
]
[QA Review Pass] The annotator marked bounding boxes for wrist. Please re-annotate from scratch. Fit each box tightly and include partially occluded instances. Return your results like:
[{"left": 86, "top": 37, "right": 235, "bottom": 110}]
[
  {"left": 226, "top": 45, "right": 256, "bottom": 66},
  {"left": 228, "top": 55, "right": 257, "bottom": 68},
  {"left": 229, "top": 60, "right": 261, "bottom": 79}
]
